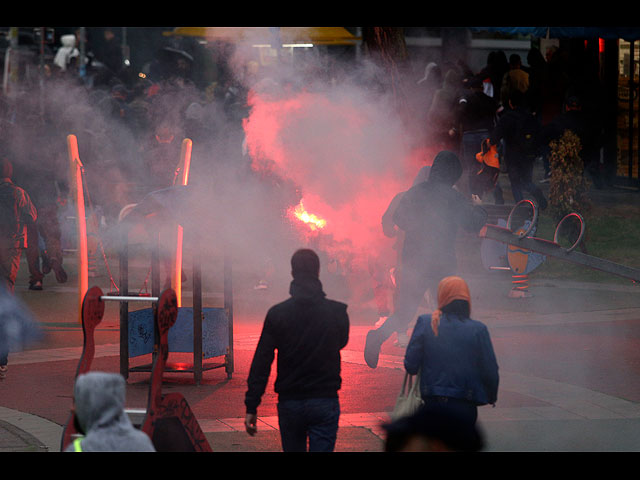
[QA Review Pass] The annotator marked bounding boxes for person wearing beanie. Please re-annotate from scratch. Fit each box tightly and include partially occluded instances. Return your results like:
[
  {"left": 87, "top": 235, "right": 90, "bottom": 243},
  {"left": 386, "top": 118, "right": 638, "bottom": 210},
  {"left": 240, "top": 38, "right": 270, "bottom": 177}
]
[
  {"left": 403, "top": 276, "right": 499, "bottom": 424},
  {"left": 244, "top": 249, "right": 349, "bottom": 452},
  {"left": 364, "top": 151, "right": 487, "bottom": 368}
]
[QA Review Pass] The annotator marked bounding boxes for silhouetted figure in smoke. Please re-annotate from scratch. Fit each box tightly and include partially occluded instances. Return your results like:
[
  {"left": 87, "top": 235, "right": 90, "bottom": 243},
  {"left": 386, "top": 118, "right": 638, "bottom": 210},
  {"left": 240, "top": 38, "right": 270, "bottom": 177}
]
[
  {"left": 404, "top": 276, "right": 499, "bottom": 424},
  {"left": 0, "top": 158, "right": 37, "bottom": 293},
  {"left": 142, "top": 124, "right": 182, "bottom": 191},
  {"left": 488, "top": 89, "right": 547, "bottom": 209},
  {"left": 427, "top": 69, "right": 463, "bottom": 153},
  {"left": 94, "top": 28, "right": 123, "bottom": 84},
  {"left": 0, "top": 158, "right": 37, "bottom": 380},
  {"left": 372, "top": 165, "right": 431, "bottom": 335},
  {"left": 53, "top": 34, "right": 80, "bottom": 74},
  {"left": 458, "top": 75, "right": 500, "bottom": 199},
  {"left": 245, "top": 249, "right": 349, "bottom": 452},
  {"left": 16, "top": 126, "right": 69, "bottom": 290},
  {"left": 415, "top": 63, "right": 442, "bottom": 147},
  {"left": 500, "top": 54, "right": 529, "bottom": 108},
  {"left": 364, "top": 151, "right": 486, "bottom": 369},
  {"left": 525, "top": 47, "right": 548, "bottom": 119}
]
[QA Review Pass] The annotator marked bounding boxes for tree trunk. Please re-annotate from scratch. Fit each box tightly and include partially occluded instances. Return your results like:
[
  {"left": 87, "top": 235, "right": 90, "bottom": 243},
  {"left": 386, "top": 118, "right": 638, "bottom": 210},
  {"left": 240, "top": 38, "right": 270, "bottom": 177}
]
[{"left": 361, "top": 27, "right": 410, "bottom": 118}]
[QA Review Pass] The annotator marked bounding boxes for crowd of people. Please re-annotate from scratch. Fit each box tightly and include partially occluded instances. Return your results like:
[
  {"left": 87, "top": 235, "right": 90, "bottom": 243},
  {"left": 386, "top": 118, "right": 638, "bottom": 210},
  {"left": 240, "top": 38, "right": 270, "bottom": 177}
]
[
  {"left": 0, "top": 29, "right": 257, "bottom": 295},
  {"left": 410, "top": 44, "right": 607, "bottom": 207}
]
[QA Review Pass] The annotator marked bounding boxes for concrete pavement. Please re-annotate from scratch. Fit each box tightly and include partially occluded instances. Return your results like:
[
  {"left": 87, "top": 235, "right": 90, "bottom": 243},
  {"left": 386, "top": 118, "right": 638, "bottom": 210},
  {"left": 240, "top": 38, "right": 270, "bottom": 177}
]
[
  {"left": 2, "top": 271, "right": 640, "bottom": 452},
  {"left": 2, "top": 174, "right": 640, "bottom": 452}
]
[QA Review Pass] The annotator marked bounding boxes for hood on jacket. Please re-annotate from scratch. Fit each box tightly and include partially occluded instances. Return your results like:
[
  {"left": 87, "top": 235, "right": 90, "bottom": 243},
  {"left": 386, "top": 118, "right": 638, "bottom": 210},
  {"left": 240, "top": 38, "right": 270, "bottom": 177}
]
[
  {"left": 60, "top": 34, "right": 76, "bottom": 48},
  {"left": 73, "top": 372, "right": 126, "bottom": 434},
  {"left": 289, "top": 274, "right": 326, "bottom": 303},
  {"left": 428, "top": 151, "right": 462, "bottom": 186},
  {"left": 417, "top": 62, "right": 441, "bottom": 86},
  {"left": 412, "top": 165, "right": 431, "bottom": 186},
  {"left": 289, "top": 249, "right": 326, "bottom": 302}
]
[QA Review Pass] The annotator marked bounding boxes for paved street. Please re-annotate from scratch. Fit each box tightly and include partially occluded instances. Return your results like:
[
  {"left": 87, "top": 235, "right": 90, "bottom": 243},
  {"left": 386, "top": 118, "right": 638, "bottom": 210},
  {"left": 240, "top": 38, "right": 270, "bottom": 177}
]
[{"left": 2, "top": 244, "right": 640, "bottom": 453}]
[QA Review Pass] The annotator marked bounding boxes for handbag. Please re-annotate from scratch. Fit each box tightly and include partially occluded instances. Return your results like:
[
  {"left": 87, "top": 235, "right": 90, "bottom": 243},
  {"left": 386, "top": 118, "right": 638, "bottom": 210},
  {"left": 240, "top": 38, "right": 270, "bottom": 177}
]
[{"left": 391, "top": 371, "right": 424, "bottom": 420}]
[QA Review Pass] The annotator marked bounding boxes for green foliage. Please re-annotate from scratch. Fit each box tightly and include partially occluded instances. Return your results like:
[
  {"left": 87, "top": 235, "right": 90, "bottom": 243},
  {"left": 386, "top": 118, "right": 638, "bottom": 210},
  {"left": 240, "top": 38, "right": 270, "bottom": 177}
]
[{"left": 548, "top": 130, "right": 591, "bottom": 221}]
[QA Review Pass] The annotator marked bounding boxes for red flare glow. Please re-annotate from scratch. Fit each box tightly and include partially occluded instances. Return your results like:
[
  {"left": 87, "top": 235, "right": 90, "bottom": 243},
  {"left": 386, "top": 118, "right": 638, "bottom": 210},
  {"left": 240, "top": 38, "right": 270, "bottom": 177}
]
[
  {"left": 243, "top": 86, "right": 431, "bottom": 274},
  {"left": 288, "top": 199, "right": 327, "bottom": 231}
]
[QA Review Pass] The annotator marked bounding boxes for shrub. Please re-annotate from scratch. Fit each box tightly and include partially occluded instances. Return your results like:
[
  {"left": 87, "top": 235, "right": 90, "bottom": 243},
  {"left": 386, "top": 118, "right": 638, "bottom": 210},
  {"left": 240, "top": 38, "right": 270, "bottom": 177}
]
[{"left": 548, "top": 129, "right": 591, "bottom": 222}]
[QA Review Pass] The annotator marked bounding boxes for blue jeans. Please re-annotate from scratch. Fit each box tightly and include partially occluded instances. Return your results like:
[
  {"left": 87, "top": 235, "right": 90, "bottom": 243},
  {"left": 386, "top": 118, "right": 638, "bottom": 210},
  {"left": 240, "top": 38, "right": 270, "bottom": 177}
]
[{"left": 277, "top": 397, "right": 340, "bottom": 452}]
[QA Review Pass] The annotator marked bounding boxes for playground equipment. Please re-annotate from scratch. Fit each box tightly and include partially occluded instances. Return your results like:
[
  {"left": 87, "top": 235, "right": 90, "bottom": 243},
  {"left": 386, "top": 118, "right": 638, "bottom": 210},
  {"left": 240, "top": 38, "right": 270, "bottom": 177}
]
[
  {"left": 60, "top": 286, "right": 212, "bottom": 452},
  {"left": 171, "top": 138, "right": 192, "bottom": 307},
  {"left": 66, "top": 133, "right": 232, "bottom": 383},
  {"left": 67, "top": 135, "right": 88, "bottom": 322},
  {"left": 116, "top": 195, "right": 234, "bottom": 384},
  {"left": 479, "top": 199, "right": 640, "bottom": 283}
]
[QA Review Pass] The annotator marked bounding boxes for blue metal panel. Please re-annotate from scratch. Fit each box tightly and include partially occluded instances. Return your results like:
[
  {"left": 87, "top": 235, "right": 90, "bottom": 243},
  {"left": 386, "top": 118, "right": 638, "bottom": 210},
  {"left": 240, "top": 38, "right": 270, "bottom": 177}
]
[
  {"left": 128, "top": 307, "right": 229, "bottom": 359},
  {"left": 128, "top": 308, "right": 155, "bottom": 357},
  {"left": 169, "top": 308, "right": 229, "bottom": 359}
]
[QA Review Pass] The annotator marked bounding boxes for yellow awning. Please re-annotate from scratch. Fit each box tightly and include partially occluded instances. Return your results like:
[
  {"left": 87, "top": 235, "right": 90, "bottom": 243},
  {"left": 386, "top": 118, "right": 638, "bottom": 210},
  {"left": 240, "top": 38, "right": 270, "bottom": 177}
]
[{"left": 163, "top": 27, "right": 360, "bottom": 45}]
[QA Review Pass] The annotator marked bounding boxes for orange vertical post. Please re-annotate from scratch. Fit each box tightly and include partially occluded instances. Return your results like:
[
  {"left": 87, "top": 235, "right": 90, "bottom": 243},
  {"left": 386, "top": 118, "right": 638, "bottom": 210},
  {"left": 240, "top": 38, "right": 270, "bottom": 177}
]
[
  {"left": 171, "top": 138, "right": 192, "bottom": 307},
  {"left": 67, "top": 134, "right": 88, "bottom": 322}
]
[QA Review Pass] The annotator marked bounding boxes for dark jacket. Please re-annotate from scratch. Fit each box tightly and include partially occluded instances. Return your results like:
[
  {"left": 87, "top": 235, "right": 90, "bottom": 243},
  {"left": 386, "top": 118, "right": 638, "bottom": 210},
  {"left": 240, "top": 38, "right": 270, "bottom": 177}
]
[
  {"left": 404, "top": 313, "right": 499, "bottom": 406},
  {"left": 427, "top": 70, "right": 462, "bottom": 138},
  {"left": 381, "top": 166, "right": 431, "bottom": 239},
  {"left": 458, "top": 90, "right": 498, "bottom": 133},
  {"left": 245, "top": 275, "right": 349, "bottom": 414},
  {"left": 489, "top": 105, "right": 541, "bottom": 165},
  {"left": 392, "top": 152, "right": 486, "bottom": 270}
]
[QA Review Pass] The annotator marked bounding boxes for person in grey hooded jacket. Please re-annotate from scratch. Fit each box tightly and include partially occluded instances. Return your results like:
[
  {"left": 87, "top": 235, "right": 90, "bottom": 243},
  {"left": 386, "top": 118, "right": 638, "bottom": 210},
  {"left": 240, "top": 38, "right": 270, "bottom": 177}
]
[{"left": 65, "top": 371, "right": 155, "bottom": 452}]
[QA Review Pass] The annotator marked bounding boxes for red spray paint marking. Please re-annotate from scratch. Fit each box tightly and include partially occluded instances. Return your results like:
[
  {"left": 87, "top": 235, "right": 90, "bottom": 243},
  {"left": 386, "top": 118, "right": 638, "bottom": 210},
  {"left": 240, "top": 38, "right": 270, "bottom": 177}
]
[{"left": 243, "top": 88, "right": 432, "bottom": 273}]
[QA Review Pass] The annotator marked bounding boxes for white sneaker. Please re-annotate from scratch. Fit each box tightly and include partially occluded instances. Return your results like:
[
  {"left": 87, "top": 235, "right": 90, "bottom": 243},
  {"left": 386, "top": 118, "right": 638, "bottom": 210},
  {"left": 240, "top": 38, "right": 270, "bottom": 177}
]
[
  {"left": 253, "top": 280, "right": 268, "bottom": 290},
  {"left": 394, "top": 333, "right": 409, "bottom": 348}
]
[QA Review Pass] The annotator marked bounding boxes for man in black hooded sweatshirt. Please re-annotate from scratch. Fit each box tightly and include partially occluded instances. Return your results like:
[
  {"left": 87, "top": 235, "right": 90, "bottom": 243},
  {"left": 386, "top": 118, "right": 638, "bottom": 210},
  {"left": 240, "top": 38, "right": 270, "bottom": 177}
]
[
  {"left": 244, "top": 248, "right": 349, "bottom": 452},
  {"left": 364, "top": 151, "right": 487, "bottom": 369}
]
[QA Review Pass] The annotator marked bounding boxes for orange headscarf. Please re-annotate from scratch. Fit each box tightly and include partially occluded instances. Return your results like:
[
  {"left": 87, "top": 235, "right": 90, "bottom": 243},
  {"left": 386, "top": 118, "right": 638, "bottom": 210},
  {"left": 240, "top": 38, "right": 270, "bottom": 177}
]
[{"left": 431, "top": 276, "right": 471, "bottom": 337}]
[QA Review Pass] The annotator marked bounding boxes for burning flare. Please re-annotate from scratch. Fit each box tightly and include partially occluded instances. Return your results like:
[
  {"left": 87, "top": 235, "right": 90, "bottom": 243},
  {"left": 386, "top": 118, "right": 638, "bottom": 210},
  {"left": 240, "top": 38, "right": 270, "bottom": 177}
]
[{"left": 289, "top": 200, "right": 327, "bottom": 231}]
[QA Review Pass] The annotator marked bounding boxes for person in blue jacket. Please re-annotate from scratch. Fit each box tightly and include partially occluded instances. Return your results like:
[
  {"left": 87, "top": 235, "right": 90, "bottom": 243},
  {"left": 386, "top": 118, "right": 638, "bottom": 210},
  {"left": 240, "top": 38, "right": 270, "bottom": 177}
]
[{"left": 404, "top": 275, "right": 499, "bottom": 424}]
